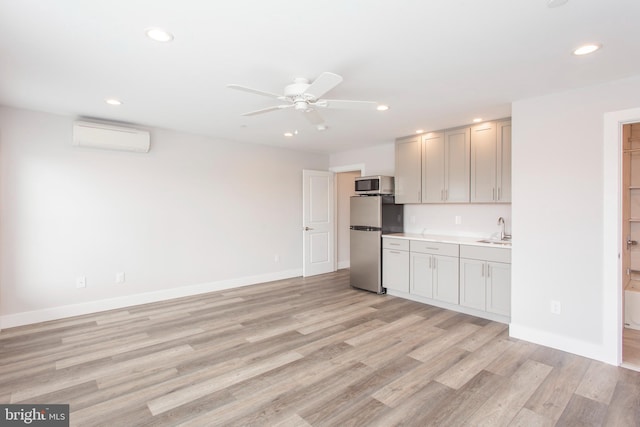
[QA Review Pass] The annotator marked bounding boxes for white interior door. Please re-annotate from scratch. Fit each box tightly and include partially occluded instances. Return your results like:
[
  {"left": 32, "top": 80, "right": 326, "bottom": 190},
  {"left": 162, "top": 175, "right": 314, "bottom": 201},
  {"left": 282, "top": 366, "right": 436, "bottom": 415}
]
[{"left": 303, "top": 170, "right": 335, "bottom": 277}]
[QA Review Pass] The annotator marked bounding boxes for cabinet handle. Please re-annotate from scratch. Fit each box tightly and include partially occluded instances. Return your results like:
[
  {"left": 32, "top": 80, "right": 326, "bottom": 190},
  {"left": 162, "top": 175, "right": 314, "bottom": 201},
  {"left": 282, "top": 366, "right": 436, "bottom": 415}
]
[
  {"left": 441, "top": 189, "right": 444, "bottom": 201},
  {"left": 389, "top": 243, "right": 400, "bottom": 246},
  {"left": 390, "top": 251, "right": 401, "bottom": 254},
  {"left": 492, "top": 188, "right": 495, "bottom": 201},
  {"left": 425, "top": 247, "right": 439, "bottom": 250},
  {"left": 481, "top": 264, "right": 485, "bottom": 277},
  {"left": 497, "top": 188, "right": 501, "bottom": 201},
  {"left": 445, "top": 189, "right": 448, "bottom": 200},
  {"left": 487, "top": 264, "right": 491, "bottom": 278}
]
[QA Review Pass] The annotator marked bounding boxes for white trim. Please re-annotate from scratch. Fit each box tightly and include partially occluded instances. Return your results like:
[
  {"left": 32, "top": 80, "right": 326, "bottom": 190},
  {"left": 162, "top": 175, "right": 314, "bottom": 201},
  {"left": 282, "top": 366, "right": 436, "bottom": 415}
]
[
  {"left": 0, "top": 269, "right": 302, "bottom": 329},
  {"left": 338, "top": 260, "right": 350, "bottom": 269},
  {"left": 510, "top": 323, "right": 611, "bottom": 363},
  {"left": 603, "top": 107, "right": 640, "bottom": 366}
]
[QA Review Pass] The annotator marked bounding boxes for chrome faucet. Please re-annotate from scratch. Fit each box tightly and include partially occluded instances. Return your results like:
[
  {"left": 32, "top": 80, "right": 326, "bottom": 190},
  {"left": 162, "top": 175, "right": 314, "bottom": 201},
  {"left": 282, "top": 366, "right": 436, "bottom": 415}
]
[{"left": 498, "top": 217, "right": 511, "bottom": 241}]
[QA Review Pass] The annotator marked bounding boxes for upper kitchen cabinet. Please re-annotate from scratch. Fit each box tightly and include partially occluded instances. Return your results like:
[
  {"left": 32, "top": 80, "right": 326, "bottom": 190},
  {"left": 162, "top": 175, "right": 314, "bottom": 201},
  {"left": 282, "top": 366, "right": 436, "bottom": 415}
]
[
  {"left": 394, "top": 119, "right": 510, "bottom": 204},
  {"left": 470, "top": 120, "right": 511, "bottom": 203},
  {"left": 421, "top": 132, "right": 445, "bottom": 202},
  {"left": 423, "top": 128, "right": 470, "bottom": 203},
  {"left": 394, "top": 135, "right": 422, "bottom": 204}
]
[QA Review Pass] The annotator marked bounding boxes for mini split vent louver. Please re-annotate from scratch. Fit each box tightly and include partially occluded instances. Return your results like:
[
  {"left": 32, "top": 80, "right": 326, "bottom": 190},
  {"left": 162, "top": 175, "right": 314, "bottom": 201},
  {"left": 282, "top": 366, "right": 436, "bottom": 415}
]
[{"left": 72, "top": 121, "right": 150, "bottom": 153}]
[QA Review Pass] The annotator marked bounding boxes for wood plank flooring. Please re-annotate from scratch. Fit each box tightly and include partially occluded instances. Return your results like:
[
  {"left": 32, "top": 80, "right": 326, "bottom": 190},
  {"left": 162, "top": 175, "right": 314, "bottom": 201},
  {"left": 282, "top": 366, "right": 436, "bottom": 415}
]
[
  {"left": 624, "top": 327, "right": 640, "bottom": 369},
  {"left": 1, "top": 270, "right": 639, "bottom": 426}
]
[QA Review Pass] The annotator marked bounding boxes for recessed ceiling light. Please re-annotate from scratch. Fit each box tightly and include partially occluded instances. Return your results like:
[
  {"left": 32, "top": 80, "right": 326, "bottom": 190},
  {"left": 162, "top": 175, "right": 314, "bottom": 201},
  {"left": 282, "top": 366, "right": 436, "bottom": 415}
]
[
  {"left": 105, "top": 98, "right": 122, "bottom": 106},
  {"left": 376, "top": 105, "right": 389, "bottom": 111},
  {"left": 547, "top": 0, "right": 568, "bottom": 8},
  {"left": 317, "top": 125, "right": 328, "bottom": 131},
  {"left": 416, "top": 129, "right": 424, "bottom": 134},
  {"left": 473, "top": 118, "right": 483, "bottom": 123},
  {"left": 145, "top": 27, "right": 174, "bottom": 42},
  {"left": 284, "top": 132, "right": 294, "bottom": 137},
  {"left": 573, "top": 44, "right": 601, "bottom": 56}
]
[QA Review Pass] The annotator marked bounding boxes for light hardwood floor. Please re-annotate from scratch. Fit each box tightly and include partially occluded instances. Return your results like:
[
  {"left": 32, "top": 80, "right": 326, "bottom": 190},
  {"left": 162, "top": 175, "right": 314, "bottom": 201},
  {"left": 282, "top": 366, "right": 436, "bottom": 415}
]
[
  {"left": 624, "top": 327, "right": 640, "bottom": 369},
  {"left": 1, "top": 270, "right": 639, "bottom": 426}
]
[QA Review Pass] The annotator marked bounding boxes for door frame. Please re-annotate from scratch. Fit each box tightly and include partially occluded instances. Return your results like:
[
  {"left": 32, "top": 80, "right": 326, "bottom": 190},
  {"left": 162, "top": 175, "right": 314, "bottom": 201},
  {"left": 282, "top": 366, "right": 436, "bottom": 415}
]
[
  {"left": 329, "top": 164, "right": 365, "bottom": 270},
  {"left": 603, "top": 107, "right": 640, "bottom": 366}
]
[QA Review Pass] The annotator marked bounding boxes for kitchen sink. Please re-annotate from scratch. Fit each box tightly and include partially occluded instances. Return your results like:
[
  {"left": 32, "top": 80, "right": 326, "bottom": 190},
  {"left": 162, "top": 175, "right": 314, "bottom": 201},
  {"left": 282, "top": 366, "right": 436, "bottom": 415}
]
[{"left": 477, "top": 239, "right": 512, "bottom": 246}]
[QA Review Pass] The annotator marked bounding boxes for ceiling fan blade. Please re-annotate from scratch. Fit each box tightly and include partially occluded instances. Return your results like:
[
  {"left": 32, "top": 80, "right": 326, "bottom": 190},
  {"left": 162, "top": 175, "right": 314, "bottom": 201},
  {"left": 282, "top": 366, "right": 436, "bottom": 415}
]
[
  {"left": 227, "top": 84, "right": 283, "bottom": 100},
  {"left": 304, "top": 72, "right": 343, "bottom": 99},
  {"left": 303, "top": 109, "right": 325, "bottom": 125},
  {"left": 241, "top": 105, "right": 292, "bottom": 116},
  {"left": 315, "top": 99, "right": 379, "bottom": 110}
]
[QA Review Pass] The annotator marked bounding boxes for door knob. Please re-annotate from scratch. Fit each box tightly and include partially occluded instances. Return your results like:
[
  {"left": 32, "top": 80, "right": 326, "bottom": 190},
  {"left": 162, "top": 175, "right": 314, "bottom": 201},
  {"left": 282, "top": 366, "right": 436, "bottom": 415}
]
[
  {"left": 627, "top": 238, "right": 637, "bottom": 249},
  {"left": 304, "top": 226, "right": 314, "bottom": 231}
]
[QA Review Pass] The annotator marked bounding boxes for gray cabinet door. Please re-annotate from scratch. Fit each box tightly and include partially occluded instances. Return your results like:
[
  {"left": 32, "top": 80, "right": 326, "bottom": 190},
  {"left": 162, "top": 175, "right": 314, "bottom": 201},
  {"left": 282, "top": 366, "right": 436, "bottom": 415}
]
[
  {"left": 394, "top": 136, "right": 422, "bottom": 204},
  {"left": 433, "top": 255, "right": 459, "bottom": 304},
  {"left": 487, "top": 262, "right": 511, "bottom": 315},
  {"left": 444, "top": 127, "right": 470, "bottom": 202},
  {"left": 497, "top": 120, "right": 512, "bottom": 203},
  {"left": 459, "top": 258, "right": 486, "bottom": 310},
  {"left": 422, "top": 132, "right": 445, "bottom": 203},
  {"left": 471, "top": 122, "right": 497, "bottom": 202}
]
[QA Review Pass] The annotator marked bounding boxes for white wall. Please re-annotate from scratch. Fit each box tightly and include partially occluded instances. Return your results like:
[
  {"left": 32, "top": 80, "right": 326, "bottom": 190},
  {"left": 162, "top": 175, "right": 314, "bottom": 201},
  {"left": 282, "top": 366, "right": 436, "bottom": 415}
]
[
  {"left": 0, "top": 107, "right": 328, "bottom": 327},
  {"left": 330, "top": 143, "right": 394, "bottom": 176},
  {"left": 404, "top": 204, "right": 511, "bottom": 238},
  {"left": 510, "top": 75, "right": 640, "bottom": 363}
]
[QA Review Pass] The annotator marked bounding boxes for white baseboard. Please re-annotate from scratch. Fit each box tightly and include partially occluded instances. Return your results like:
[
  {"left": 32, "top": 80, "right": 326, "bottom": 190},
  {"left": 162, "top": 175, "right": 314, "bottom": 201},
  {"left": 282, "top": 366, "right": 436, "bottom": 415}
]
[
  {"left": 337, "top": 260, "right": 350, "bottom": 270},
  {"left": 0, "top": 269, "right": 302, "bottom": 329},
  {"left": 509, "top": 322, "right": 614, "bottom": 365}
]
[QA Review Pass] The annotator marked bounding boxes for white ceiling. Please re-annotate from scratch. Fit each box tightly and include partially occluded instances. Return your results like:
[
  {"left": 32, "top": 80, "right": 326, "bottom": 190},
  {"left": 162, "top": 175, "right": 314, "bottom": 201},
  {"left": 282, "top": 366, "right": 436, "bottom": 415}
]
[{"left": 1, "top": 1, "right": 639, "bottom": 154}]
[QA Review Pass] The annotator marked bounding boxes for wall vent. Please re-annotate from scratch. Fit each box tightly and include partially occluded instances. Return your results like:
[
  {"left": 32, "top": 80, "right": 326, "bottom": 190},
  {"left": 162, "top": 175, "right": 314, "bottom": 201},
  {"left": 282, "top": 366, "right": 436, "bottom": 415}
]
[{"left": 72, "top": 121, "right": 150, "bottom": 153}]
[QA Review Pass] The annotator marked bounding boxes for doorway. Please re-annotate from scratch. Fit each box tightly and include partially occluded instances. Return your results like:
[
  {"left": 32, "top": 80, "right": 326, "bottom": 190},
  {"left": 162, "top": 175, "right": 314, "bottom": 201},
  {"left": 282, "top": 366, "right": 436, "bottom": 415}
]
[
  {"left": 330, "top": 164, "right": 365, "bottom": 272},
  {"left": 622, "top": 122, "right": 640, "bottom": 369}
]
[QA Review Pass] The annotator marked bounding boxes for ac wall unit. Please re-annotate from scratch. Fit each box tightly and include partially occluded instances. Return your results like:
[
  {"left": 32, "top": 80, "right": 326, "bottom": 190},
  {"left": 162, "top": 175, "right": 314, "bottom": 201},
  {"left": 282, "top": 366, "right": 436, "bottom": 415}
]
[{"left": 72, "top": 120, "right": 150, "bottom": 153}]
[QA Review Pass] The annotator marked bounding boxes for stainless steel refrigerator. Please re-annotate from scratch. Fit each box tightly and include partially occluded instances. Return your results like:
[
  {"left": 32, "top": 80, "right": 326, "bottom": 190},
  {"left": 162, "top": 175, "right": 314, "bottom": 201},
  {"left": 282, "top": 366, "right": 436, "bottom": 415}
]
[{"left": 350, "top": 195, "right": 403, "bottom": 293}]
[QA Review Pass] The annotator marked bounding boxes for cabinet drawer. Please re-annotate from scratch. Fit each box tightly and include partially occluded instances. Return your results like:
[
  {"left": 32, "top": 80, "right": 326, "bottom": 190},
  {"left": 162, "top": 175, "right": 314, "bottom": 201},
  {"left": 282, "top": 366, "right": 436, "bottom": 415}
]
[
  {"left": 410, "top": 240, "right": 458, "bottom": 257},
  {"left": 460, "top": 245, "right": 511, "bottom": 263},
  {"left": 383, "top": 238, "right": 410, "bottom": 251}
]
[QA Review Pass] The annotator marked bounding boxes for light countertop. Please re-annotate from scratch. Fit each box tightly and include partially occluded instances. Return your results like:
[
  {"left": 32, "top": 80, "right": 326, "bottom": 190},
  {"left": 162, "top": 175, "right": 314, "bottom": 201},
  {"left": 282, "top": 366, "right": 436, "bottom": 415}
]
[{"left": 383, "top": 233, "right": 511, "bottom": 248}]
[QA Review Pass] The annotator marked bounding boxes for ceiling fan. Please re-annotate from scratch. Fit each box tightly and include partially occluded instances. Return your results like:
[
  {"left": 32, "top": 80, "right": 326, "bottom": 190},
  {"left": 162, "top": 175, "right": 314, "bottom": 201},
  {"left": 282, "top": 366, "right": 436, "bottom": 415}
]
[{"left": 227, "top": 72, "right": 382, "bottom": 129}]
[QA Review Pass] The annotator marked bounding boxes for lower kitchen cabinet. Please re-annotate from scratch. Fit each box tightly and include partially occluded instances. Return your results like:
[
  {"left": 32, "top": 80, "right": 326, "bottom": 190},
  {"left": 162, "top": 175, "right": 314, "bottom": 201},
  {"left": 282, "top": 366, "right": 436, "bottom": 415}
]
[
  {"left": 486, "top": 261, "right": 511, "bottom": 316},
  {"left": 459, "top": 245, "right": 511, "bottom": 316},
  {"left": 382, "top": 236, "right": 511, "bottom": 322},
  {"left": 382, "top": 238, "right": 410, "bottom": 292},
  {"left": 410, "top": 242, "right": 459, "bottom": 304}
]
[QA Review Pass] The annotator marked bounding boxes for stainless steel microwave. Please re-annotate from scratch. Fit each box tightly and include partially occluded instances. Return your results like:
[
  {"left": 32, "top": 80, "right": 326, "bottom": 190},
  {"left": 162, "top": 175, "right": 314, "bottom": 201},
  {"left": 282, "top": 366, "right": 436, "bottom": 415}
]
[{"left": 354, "top": 175, "right": 394, "bottom": 195}]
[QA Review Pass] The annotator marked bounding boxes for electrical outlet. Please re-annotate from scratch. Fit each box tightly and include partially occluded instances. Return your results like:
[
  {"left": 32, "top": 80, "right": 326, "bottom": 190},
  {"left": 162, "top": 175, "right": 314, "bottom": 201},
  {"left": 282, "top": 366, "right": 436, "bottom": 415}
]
[
  {"left": 76, "top": 276, "right": 86, "bottom": 289},
  {"left": 550, "top": 300, "right": 561, "bottom": 315},
  {"left": 455, "top": 215, "right": 462, "bottom": 225},
  {"left": 116, "top": 272, "right": 125, "bottom": 284}
]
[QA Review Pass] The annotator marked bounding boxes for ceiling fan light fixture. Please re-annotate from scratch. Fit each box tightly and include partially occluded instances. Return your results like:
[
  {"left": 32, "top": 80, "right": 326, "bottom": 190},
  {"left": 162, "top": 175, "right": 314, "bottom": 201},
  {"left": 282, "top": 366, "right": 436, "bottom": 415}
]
[
  {"left": 145, "top": 27, "right": 174, "bottom": 42},
  {"left": 573, "top": 44, "right": 601, "bottom": 56}
]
